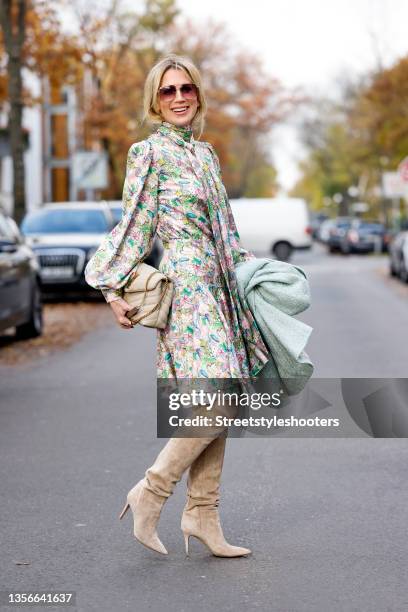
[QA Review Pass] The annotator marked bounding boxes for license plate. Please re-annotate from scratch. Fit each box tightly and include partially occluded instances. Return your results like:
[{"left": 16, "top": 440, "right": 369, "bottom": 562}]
[
  {"left": 365, "top": 235, "right": 380, "bottom": 244},
  {"left": 40, "top": 266, "right": 75, "bottom": 279}
]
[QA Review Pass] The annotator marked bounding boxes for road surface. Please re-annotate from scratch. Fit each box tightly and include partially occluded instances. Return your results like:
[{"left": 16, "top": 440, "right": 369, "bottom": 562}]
[{"left": 1, "top": 244, "right": 407, "bottom": 611}]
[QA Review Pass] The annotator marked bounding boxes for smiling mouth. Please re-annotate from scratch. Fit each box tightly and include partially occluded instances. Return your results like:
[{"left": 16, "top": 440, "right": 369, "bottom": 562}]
[{"left": 172, "top": 106, "right": 189, "bottom": 114}]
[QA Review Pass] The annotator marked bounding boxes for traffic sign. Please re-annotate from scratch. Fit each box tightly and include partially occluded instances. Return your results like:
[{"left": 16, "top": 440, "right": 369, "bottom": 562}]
[
  {"left": 72, "top": 151, "right": 108, "bottom": 190},
  {"left": 382, "top": 172, "right": 406, "bottom": 198}
]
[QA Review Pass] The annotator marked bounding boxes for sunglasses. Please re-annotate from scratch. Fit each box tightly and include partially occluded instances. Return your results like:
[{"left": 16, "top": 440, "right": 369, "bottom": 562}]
[{"left": 158, "top": 83, "right": 198, "bottom": 101}]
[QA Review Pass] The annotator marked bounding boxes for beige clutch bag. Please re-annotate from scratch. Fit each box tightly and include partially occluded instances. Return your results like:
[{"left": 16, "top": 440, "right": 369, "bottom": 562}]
[{"left": 123, "top": 261, "right": 174, "bottom": 329}]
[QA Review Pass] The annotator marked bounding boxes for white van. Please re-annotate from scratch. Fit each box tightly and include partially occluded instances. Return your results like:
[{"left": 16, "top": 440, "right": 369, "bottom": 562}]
[{"left": 229, "top": 197, "right": 312, "bottom": 260}]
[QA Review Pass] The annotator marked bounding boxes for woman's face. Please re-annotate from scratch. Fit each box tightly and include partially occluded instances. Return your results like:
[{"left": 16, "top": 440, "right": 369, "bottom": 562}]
[{"left": 158, "top": 68, "right": 199, "bottom": 127}]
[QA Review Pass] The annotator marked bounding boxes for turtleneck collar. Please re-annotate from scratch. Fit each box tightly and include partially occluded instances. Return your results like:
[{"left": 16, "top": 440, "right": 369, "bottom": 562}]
[{"left": 157, "top": 120, "right": 194, "bottom": 146}]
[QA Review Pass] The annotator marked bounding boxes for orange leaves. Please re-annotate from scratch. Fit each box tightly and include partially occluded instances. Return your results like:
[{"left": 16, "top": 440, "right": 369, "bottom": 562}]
[{"left": 0, "top": 0, "right": 296, "bottom": 200}]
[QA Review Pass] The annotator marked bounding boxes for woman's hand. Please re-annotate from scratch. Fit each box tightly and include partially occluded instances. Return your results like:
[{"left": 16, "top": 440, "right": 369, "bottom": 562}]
[{"left": 109, "top": 298, "right": 134, "bottom": 330}]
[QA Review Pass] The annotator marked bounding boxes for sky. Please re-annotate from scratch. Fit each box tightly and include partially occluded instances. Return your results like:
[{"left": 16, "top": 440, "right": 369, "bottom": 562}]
[{"left": 176, "top": 0, "right": 408, "bottom": 191}]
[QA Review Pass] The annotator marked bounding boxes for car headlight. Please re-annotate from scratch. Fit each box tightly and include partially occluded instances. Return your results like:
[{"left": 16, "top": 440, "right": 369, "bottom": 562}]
[{"left": 348, "top": 230, "right": 359, "bottom": 243}]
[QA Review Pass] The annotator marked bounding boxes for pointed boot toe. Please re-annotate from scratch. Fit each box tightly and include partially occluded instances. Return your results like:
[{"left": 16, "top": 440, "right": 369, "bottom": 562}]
[
  {"left": 119, "top": 478, "right": 168, "bottom": 555},
  {"left": 212, "top": 544, "right": 252, "bottom": 558},
  {"left": 135, "top": 532, "right": 168, "bottom": 555},
  {"left": 181, "top": 505, "right": 251, "bottom": 558}
]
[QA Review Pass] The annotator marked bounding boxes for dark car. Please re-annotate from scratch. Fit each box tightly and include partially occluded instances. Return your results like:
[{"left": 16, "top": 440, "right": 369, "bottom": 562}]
[
  {"left": 339, "top": 220, "right": 389, "bottom": 255},
  {"left": 0, "top": 208, "right": 43, "bottom": 339},
  {"left": 326, "top": 217, "right": 354, "bottom": 253},
  {"left": 389, "top": 230, "right": 408, "bottom": 282},
  {"left": 20, "top": 202, "right": 162, "bottom": 296}
]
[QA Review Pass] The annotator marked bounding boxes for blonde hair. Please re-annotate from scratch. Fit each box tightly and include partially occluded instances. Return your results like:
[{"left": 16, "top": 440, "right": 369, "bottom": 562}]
[{"left": 142, "top": 53, "right": 207, "bottom": 139}]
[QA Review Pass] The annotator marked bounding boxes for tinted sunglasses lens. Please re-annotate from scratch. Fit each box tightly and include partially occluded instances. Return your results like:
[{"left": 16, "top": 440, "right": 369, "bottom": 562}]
[
  {"left": 159, "top": 84, "right": 198, "bottom": 100},
  {"left": 159, "top": 86, "right": 177, "bottom": 100},
  {"left": 180, "top": 84, "right": 197, "bottom": 98}
]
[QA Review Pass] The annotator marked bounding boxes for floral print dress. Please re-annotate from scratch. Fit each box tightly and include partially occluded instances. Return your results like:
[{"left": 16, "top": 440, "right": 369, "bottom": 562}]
[{"left": 85, "top": 121, "right": 270, "bottom": 381}]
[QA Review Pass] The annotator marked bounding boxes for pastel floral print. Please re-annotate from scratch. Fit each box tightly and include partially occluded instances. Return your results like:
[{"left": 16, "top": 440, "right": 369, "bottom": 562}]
[{"left": 85, "top": 121, "right": 270, "bottom": 380}]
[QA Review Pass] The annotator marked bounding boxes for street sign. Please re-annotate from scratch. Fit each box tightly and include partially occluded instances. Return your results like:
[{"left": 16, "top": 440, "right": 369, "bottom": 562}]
[
  {"left": 382, "top": 172, "right": 406, "bottom": 198},
  {"left": 398, "top": 157, "right": 408, "bottom": 183},
  {"left": 72, "top": 151, "right": 108, "bottom": 190}
]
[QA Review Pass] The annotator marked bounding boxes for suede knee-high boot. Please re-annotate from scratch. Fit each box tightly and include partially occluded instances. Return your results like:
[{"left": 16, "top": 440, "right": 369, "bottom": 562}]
[
  {"left": 180, "top": 434, "right": 251, "bottom": 557},
  {"left": 119, "top": 433, "right": 222, "bottom": 555}
]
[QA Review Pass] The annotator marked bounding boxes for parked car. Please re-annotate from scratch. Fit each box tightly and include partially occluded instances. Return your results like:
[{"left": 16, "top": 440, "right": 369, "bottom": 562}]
[
  {"left": 229, "top": 197, "right": 312, "bottom": 261},
  {"left": 325, "top": 217, "right": 354, "bottom": 253},
  {"left": 317, "top": 218, "right": 335, "bottom": 244},
  {"left": 310, "top": 213, "right": 329, "bottom": 240},
  {"left": 389, "top": 231, "right": 408, "bottom": 282},
  {"left": 20, "top": 202, "right": 161, "bottom": 296},
  {"left": 0, "top": 208, "right": 43, "bottom": 339},
  {"left": 339, "top": 220, "right": 389, "bottom": 255}
]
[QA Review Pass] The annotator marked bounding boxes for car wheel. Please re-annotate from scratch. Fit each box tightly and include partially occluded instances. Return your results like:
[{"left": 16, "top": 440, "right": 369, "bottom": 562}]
[
  {"left": 389, "top": 261, "right": 397, "bottom": 277},
  {"left": 15, "top": 281, "right": 43, "bottom": 340},
  {"left": 273, "top": 241, "right": 292, "bottom": 261}
]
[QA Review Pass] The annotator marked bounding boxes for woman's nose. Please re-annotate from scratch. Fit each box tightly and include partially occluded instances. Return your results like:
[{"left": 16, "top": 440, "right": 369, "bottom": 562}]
[{"left": 175, "top": 88, "right": 185, "bottom": 101}]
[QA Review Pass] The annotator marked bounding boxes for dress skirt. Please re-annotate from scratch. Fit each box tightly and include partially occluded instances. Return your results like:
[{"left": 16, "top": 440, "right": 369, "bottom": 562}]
[{"left": 156, "top": 236, "right": 246, "bottom": 380}]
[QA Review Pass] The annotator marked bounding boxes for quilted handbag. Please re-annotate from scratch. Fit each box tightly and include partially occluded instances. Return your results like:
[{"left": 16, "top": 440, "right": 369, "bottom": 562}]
[{"left": 122, "top": 261, "right": 174, "bottom": 329}]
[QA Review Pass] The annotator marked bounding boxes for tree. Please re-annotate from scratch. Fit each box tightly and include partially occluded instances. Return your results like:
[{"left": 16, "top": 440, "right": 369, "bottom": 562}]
[
  {"left": 70, "top": 8, "right": 299, "bottom": 197},
  {"left": 0, "top": 0, "right": 300, "bottom": 209},
  {"left": 67, "top": 0, "right": 180, "bottom": 196},
  {"left": 0, "top": 0, "right": 27, "bottom": 223},
  {"left": 292, "top": 57, "right": 408, "bottom": 218},
  {"left": 0, "top": 0, "right": 86, "bottom": 216},
  {"left": 350, "top": 57, "right": 408, "bottom": 172},
  {"left": 167, "top": 18, "right": 300, "bottom": 197}
]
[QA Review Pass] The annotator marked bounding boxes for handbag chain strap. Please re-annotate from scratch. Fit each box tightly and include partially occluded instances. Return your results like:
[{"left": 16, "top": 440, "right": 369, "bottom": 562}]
[{"left": 130, "top": 271, "right": 171, "bottom": 325}]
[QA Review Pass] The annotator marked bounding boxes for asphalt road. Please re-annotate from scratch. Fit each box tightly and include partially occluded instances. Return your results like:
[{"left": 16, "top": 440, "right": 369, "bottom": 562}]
[
  {"left": 1, "top": 243, "right": 408, "bottom": 612},
  {"left": 296, "top": 243, "right": 408, "bottom": 376}
]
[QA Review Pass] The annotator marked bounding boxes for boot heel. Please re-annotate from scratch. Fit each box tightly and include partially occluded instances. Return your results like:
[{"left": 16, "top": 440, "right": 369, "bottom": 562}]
[
  {"left": 183, "top": 532, "right": 190, "bottom": 556},
  {"left": 119, "top": 502, "right": 130, "bottom": 520}
]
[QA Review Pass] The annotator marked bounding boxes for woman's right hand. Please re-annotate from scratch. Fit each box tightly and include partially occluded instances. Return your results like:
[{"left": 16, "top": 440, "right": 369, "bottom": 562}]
[{"left": 109, "top": 298, "right": 134, "bottom": 330}]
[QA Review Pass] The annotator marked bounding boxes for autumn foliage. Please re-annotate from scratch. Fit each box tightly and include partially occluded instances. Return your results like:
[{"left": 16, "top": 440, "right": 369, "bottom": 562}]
[
  {"left": 0, "top": 0, "right": 301, "bottom": 205},
  {"left": 292, "top": 56, "right": 408, "bottom": 219}
]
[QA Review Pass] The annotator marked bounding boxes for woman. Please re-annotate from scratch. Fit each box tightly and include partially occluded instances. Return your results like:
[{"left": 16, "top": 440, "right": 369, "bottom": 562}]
[{"left": 85, "top": 53, "right": 271, "bottom": 557}]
